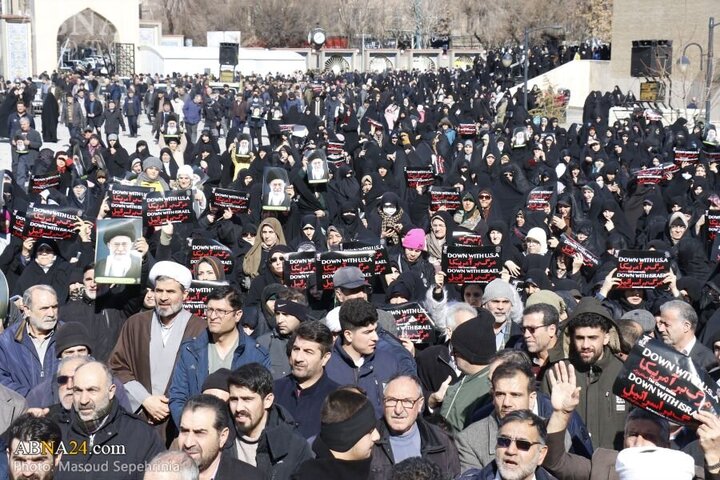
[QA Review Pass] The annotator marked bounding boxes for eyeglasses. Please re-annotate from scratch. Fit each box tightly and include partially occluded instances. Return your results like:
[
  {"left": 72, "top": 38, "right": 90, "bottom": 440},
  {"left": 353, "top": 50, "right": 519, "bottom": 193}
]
[
  {"left": 270, "top": 256, "right": 285, "bottom": 263},
  {"left": 57, "top": 375, "right": 74, "bottom": 386},
  {"left": 206, "top": 308, "right": 237, "bottom": 317},
  {"left": 383, "top": 397, "right": 422, "bottom": 409},
  {"left": 522, "top": 324, "right": 549, "bottom": 335},
  {"left": 496, "top": 435, "right": 543, "bottom": 451},
  {"left": 479, "top": 195, "right": 492, "bottom": 200}
]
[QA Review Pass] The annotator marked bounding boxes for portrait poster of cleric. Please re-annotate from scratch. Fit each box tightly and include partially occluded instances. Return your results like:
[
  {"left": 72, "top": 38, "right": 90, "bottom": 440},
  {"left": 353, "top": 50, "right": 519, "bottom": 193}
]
[
  {"left": 306, "top": 150, "right": 330, "bottom": 184},
  {"left": 262, "top": 166, "right": 291, "bottom": 211},
  {"left": 94, "top": 218, "right": 143, "bottom": 284}
]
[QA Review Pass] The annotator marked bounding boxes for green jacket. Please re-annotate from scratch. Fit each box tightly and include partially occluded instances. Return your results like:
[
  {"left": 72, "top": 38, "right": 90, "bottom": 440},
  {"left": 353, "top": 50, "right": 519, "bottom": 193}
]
[
  {"left": 440, "top": 366, "right": 490, "bottom": 434},
  {"left": 550, "top": 348, "right": 627, "bottom": 451}
]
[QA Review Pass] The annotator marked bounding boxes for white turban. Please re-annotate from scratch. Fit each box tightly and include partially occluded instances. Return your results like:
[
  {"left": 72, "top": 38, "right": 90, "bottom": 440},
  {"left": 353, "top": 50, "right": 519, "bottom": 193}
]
[
  {"left": 149, "top": 261, "right": 192, "bottom": 290},
  {"left": 615, "top": 446, "right": 695, "bottom": 480}
]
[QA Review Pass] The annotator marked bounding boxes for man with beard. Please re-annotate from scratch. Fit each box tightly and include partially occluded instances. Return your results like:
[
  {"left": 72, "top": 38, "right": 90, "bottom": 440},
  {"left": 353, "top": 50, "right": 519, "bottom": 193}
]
[
  {"left": 273, "top": 321, "right": 339, "bottom": 439},
  {"left": 227, "top": 363, "right": 312, "bottom": 480},
  {"left": 58, "top": 361, "right": 164, "bottom": 479},
  {"left": 178, "top": 394, "right": 262, "bottom": 480},
  {"left": 109, "top": 261, "right": 205, "bottom": 444},
  {"left": 94, "top": 223, "right": 143, "bottom": 283},
  {"left": 482, "top": 279, "right": 523, "bottom": 350},
  {"left": 168, "top": 285, "right": 269, "bottom": 426},
  {"left": 7, "top": 414, "right": 62, "bottom": 480},
  {"left": 521, "top": 303, "right": 563, "bottom": 381},
  {"left": 457, "top": 410, "right": 556, "bottom": 480},
  {"left": 257, "top": 289, "right": 309, "bottom": 379},
  {"left": 543, "top": 298, "right": 626, "bottom": 450}
]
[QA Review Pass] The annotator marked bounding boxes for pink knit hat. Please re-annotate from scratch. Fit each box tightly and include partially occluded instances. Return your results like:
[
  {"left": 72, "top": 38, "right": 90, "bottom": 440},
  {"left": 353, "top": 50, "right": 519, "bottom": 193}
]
[{"left": 402, "top": 228, "right": 426, "bottom": 250}]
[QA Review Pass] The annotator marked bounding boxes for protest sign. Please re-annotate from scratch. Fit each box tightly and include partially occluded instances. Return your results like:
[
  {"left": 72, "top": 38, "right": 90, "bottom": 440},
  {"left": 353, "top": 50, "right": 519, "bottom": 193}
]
[
  {"left": 429, "top": 186, "right": 461, "bottom": 212},
  {"left": 559, "top": 233, "right": 600, "bottom": 267},
  {"left": 183, "top": 280, "right": 227, "bottom": 318},
  {"left": 708, "top": 212, "right": 720, "bottom": 242},
  {"left": 526, "top": 186, "right": 554, "bottom": 211},
  {"left": 457, "top": 124, "right": 477, "bottom": 136},
  {"left": 210, "top": 188, "right": 250, "bottom": 214},
  {"left": 25, "top": 205, "right": 82, "bottom": 240},
  {"left": 613, "top": 335, "right": 720, "bottom": 426},
  {"left": 342, "top": 241, "right": 389, "bottom": 275},
  {"left": 283, "top": 251, "right": 317, "bottom": 290},
  {"left": 109, "top": 185, "right": 152, "bottom": 218},
  {"left": 144, "top": 190, "right": 195, "bottom": 227},
  {"left": 442, "top": 245, "right": 501, "bottom": 285},
  {"left": 636, "top": 167, "right": 663, "bottom": 185},
  {"left": 404, "top": 166, "right": 435, "bottom": 188},
  {"left": 189, "top": 238, "right": 233, "bottom": 273},
  {"left": 29, "top": 172, "right": 61, "bottom": 194},
  {"left": 10, "top": 210, "right": 26, "bottom": 240},
  {"left": 381, "top": 302, "right": 436, "bottom": 344},
  {"left": 316, "top": 250, "right": 375, "bottom": 290},
  {"left": 674, "top": 149, "right": 700, "bottom": 165},
  {"left": 94, "top": 218, "right": 143, "bottom": 285},
  {"left": 616, "top": 250, "right": 671, "bottom": 289},
  {"left": 451, "top": 228, "right": 484, "bottom": 247}
]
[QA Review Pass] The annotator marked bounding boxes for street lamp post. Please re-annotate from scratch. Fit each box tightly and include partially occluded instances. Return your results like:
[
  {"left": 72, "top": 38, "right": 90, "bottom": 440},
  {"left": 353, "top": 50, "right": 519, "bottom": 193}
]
[
  {"left": 706, "top": 17, "right": 718, "bottom": 124},
  {"left": 523, "top": 25, "right": 563, "bottom": 112}
]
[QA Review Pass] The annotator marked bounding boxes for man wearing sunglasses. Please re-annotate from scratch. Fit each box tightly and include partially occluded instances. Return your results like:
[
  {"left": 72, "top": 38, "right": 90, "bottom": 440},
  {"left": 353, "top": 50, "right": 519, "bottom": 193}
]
[
  {"left": 458, "top": 409, "right": 556, "bottom": 480},
  {"left": 371, "top": 374, "right": 460, "bottom": 479}
]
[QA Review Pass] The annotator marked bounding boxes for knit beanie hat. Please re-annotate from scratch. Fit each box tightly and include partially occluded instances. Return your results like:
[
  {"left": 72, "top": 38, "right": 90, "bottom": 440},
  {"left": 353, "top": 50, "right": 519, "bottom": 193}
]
[
  {"left": 482, "top": 279, "right": 515, "bottom": 305},
  {"left": 450, "top": 309, "right": 496, "bottom": 365},
  {"left": 54, "top": 322, "right": 93, "bottom": 357},
  {"left": 201, "top": 368, "right": 232, "bottom": 393},
  {"left": 143, "top": 156, "right": 163, "bottom": 171},
  {"left": 402, "top": 228, "right": 426, "bottom": 251}
]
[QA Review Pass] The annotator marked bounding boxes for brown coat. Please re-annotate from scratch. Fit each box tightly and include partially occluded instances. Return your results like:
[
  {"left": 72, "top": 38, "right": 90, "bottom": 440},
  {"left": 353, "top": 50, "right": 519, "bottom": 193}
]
[{"left": 109, "top": 309, "right": 205, "bottom": 393}]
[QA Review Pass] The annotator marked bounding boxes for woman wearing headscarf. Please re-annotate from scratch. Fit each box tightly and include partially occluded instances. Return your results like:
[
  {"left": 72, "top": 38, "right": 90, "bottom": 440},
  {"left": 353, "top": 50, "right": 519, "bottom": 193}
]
[
  {"left": 242, "top": 217, "right": 287, "bottom": 279},
  {"left": 366, "top": 192, "right": 412, "bottom": 247},
  {"left": 105, "top": 134, "right": 130, "bottom": 179},
  {"left": 332, "top": 200, "right": 376, "bottom": 244},
  {"left": 192, "top": 256, "right": 228, "bottom": 283},
  {"left": 326, "top": 165, "right": 360, "bottom": 212},
  {"left": 520, "top": 226, "right": 552, "bottom": 273},
  {"left": 128, "top": 140, "right": 151, "bottom": 165},
  {"left": 453, "top": 191, "right": 484, "bottom": 233},
  {"left": 67, "top": 178, "right": 101, "bottom": 219},
  {"left": 393, "top": 228, "right": 436, "bottom": 290},
  {"left": 425, "top": 212, "right": 452, "bottom": 265},
  {"left": 245, "top": 244, "right": 291, "bottom": 308},
  {"left": 289, "top": 214, "right": 327, "bottom": 251},
  {"left": 486, "top": 220, "right": 523, "bottom": 275}
]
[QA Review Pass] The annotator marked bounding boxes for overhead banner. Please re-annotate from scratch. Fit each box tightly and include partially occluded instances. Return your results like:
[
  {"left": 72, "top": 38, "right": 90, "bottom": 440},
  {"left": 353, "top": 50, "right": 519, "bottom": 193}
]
[
  {"left": 183, "top": 280, "right": 227, "bottom": 318},
  {"left": 442, "top": 245, "right": 502, "bottom": 285},
  {"left": 25, "top": 205, "right": 82, "bottom": 240},
  {"left": 381, "top": 302, "right": 436, "bottom": 344},
  {"left": 613, "top": 335, "right": 720, "bottom": 426},
  {"left": 526, "top": 186, "right": 554, "bottom": 211},
  {"left": 316, "top": 250, "right": 375, "bottom": 290},
  {"left": 559, "top": 233, "right": 600, "bottom": 267},
  {"left": 429, "top": 186, "right": 461, "bottom": 212},
  {"left": 616, "top": 249, "right": 670, "bottom": 289},
  {"left": 283, "top": 251, "right": 317, "bottom": 290},
  {"left": 451, "top": 228, "right": 484, "bottom": 247},
  {"left": 109, "top": 185, "right": 153, "bottom": 218},
  {"left": 404, "top": 166, "right": 435, "bottom": 188},
  {"left": 210, "top": 187, "right": 250, "bottom": 214},
  {"left": 189, "top": 238, "right": 233, "bottom": 273},
  {"left": 29, "top": 172, "right": 61, "bottom": 194},
  {"left": 144, "top": 190, "right": 195, "bottom": 227},
  {"left": 342, "top": 241, "right": 389, "bottom": 275}
]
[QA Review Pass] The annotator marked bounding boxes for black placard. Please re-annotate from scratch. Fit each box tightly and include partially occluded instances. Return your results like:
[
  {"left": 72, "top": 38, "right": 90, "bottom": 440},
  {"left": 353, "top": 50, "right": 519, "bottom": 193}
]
[
  {"left": 25, "top": 205, "right": 83, "bottom": 240},
  {"left": 381, "top": 302, "right": 437, "bottom": 344},
  {"left": 636, "top": 167, "right": 663, "bottom": 185},
  {"left": 283, "top": 251, "right": 317, "bottom": 290},
  {"left": 404, "top": 167, "right": 435, "bottom": 188},
  {"left": 429, "top": 186, "right": 461, "bottom": 212},
  {"left": 616, "top": 250, "right": 670, "bottom": 289},
  {"left": 559, "top": 233, "right": 600, "bottom": 267},
  {"left": 183, "top": 280, "right": 227, "bottom": 318},
  {"left": 613, "top": 335, "right": 720, "bottom": 426},
  {"left": 673, "top": 149, "right": 700, "bottom": 165},
  {"left": 316, "top": 250, "right": 375, "bottom": 290},
  {"left": 451, "top": 228, "right": 484, "bottom": 247},
  {"left": 442, "top": 245, "right": 501, "bottom": 285},
  {"left": 342, "top": 241, "right": 389, "bottom": 275},
  {"left": 189, "top": 239, "right": 233, "bottom": 273},
  {"left": 29, "top": 172, "right": 61, "bottom": 194},
  {"left": 526, "top": 187, "right": 554, "bottom": 211},
  {"left": 211, "top": 188, "right": 250, "bottom": 214},
  {"left": 143, "top": 190, "right": 195, "bottom": 227},
  {"left": 109, "top": 185, "right": 153, "bottom": 218}
]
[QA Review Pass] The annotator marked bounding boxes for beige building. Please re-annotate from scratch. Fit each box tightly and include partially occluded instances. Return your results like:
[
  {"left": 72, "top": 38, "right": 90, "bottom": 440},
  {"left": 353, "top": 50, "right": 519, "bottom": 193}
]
[{"left": 610, "top": 0, "right": 720, "bottom": 115}]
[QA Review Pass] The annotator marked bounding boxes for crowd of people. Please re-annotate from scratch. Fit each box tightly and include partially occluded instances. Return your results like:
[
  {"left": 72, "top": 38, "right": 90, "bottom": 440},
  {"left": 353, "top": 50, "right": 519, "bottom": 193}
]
[{"left": 0, "top": 46, "right": 720, "bottom": 480}]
